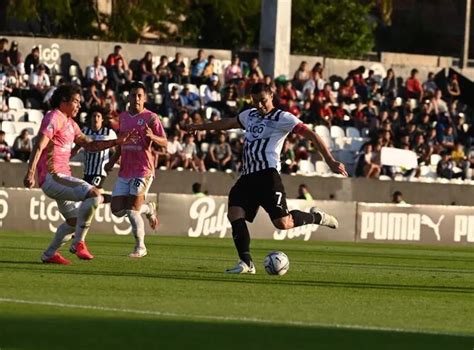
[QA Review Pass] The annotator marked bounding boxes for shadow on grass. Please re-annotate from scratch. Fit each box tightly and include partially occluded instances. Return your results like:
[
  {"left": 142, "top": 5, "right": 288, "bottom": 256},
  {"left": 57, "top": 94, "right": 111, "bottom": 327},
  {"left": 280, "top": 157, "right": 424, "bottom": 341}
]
[
  {"left": 0, "top": 313, "right": 472, "bottom": 350},
  {"left": 2, "top": 264, "right": 474, "bottom": 294}
]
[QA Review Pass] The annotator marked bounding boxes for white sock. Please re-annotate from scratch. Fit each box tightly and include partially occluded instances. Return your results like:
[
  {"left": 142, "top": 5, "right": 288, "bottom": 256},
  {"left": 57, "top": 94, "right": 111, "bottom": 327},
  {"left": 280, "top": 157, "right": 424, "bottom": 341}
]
[
  {"left": 139, "top": 203, "right": 151, "bottom": 215},
  {"left": 127, "top": 209, "right": 146, "bottom": 249},
  {"left": 43, "top": 223, "right": 75, "bottom": 258},
  {"left": 73, "top": 196, "right": 101, "bottom": 245}
]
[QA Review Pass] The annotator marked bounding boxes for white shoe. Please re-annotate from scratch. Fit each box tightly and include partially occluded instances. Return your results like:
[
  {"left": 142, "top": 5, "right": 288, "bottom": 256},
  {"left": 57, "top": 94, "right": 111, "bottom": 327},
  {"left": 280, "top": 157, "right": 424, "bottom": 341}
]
[
  {"left": 145, "top": 202, "right": 159, "bottom": 230},
  {"left": 225, "top": 260, "right": 256, "bottom": 274},
  {"left": 128, "top": 246, "right": 148, "bottom": 258},
  {"left": 310, "top": 207, "right": 339, "bottom": 229}
]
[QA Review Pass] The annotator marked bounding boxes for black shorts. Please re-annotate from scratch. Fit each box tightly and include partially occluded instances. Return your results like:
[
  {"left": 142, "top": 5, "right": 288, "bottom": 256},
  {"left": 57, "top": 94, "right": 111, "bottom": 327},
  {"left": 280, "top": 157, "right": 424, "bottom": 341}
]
[
  {"left": 84, "top": 175, "right": 106, "bottom": 188},
  {"left": 228, "top": 168, "right": 289, "bottom": 222}
]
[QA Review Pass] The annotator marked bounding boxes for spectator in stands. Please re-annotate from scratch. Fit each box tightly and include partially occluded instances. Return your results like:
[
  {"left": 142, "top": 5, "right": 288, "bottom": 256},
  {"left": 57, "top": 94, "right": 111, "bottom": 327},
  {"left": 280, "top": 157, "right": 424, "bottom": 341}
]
[
  {"left": 166, "top": 132, "right": 185, "bottom": 169},
  {"left": 8, "top": 41, "right": 23, "bottom": 75},
  {"left": 451, "top": 142, "right": 469, "bottom": 179},
  {"left": 139, "top": 51, "right": 155, "bottom": 87},
  {"left": 165, "top": 85, "right": 184, "bottom": 117},
  {"left": 29, "top": 64, "right": 50, "bottom": 100},
  {"left": 293, "top": 61, "right": 310, "bottom": 91},
  {"left": 0, "top": 130, "right": 11, "bottom": 161},
  {"left": 297, "top": 184, "right": 313, "bottom": 200},
  {"left": 447, "top": 74, "right": 461, "bottom": 102},
  {"left": 24, "top": 46, "right": 40, "bottom": 75},
  {"left": 245, "top": 58, "right": 264, "bottom": 80},
  {"left": 355, "top": 143, "right": 380, "bottom": 178},
  {"left": 13, "top": 128, "right": 32, "bottom": 162},
  {"left": 277, "top": 80, "right": 297, "bottom": 109},
  {"left": 280, "top": 139, "right": 297, "bottom": 174},
  {"left": 224, "top": 54, "right": 243, "bottom": 83},
  {"left": 168, "top": 52, "right": 188, "bottom": 84},
  {"left": 382, "top": 68, "right": 398, "bottom": 100},
  {"left": 431, "top": 89, "right": 448, "bottom": 114},
  {"left": 426, "top": 127, "right": 441, "bottom": 154},
  {"left": 406, "top": 68, "right": 423, "bottom": 101},
  {"left": 338, "top": 77, "right": 356, "bottom": 103},
  {"left": 180, "top": 84, "right": 201, "bottom": 113},
  {"left": 85, "top": 56, "right": 108, "bottom": 88},
  {"left": 182, "top": 133, "right": 205, "bottom": 171},
  {"left": 0, "top": 38, "right": 10, "bottom": 66},
  {"left": 109, "top": 57, "right": 131, "bottom": 92},
  {"left": 437, "top": 151, "right": 461, "bottom": 179},
  {"left": 423, "top": 72, "right": 437, "bottom": 98},
  {"left": 83, "top": 82, "right": 104, "bottom": 110},
  {"left": 202, "top": 55, "right": 216, "bottom": 82},
  {"left": 207, "top": 133, "right": 232, "bottom": 171},
  {"left": 391, "top": 191, "right": 407, "bottom": 204},
  {"left": 190, "top": 49, "right": 207, "bottom": 85},
  {"left": 203, "top": 75, "right": 221, "bottom": 106},
  {"left": 155, "top": 55, "right": 171, "bottom": 84},
  {"left": 302, "top": 70, "right": 325, "bottom": 98},
  {"left": 439, "top": 125, "right": 456, "bottom": 151}
]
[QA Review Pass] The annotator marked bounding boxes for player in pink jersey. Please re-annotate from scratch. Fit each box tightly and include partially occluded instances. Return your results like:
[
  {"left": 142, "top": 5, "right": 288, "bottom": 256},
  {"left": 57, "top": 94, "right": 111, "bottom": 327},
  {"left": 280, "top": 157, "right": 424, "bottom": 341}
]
[
  {"left": 105, "top": 81, "right": 167, "bottom": 258},
  {"left": 24, "top": 84, "right": 131, "bottom": 265}
]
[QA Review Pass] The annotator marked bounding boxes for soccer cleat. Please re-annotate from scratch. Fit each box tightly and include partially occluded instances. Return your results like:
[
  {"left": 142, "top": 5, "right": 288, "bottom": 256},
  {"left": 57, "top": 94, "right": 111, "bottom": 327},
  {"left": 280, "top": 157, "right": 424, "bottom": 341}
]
[
  {"left": 129, "top": 247, "right": 148, "bottom": 258},
  {"left": 310, "top": 207, "right": 339, "bottom": 229},
  {"left": 146, "top": 202, "right": 159, "bottom": 230},
  {"left": 225, "top": 260, "right": 256, "bottom": 274},
  {"left": 70, "top": 241, "right": 95, "bottom": 260},
  {"left": 41, "top": 252, "right": 71, "bottom": 265}
]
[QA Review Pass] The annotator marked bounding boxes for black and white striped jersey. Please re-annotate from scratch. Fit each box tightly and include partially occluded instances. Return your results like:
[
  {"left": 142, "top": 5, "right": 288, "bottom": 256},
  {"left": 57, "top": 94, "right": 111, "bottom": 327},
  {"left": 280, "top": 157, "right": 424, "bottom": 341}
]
[
  {"left": 82, "top": 126, "right": 117, "bottom": 176},
  {"left": 237, "top": 108, "right": 302, "bottom": 175}
]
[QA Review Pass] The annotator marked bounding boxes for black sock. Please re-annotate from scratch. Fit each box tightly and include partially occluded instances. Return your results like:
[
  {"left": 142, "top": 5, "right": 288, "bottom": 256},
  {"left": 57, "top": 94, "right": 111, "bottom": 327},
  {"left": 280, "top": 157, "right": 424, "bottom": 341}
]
[
  {"left": 290, "top": 210, "right": 322, "bottom": 227},
  {"left": 230, "top": 218, "right": 252, "bottom": 266}
]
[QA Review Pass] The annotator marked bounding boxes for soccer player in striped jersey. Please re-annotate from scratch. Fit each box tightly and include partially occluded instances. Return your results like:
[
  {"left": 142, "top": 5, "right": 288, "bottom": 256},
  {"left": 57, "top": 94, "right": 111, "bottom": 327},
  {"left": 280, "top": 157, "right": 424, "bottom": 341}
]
[
  {"left": 72, "top": 109, "right": 117, "bottom": 200},
  {"left": 186, "top": 83, "right": 347, "bottom": 274},
  {"left": 105, "top": 81, "right": 167, "bottom": 258},
  {"left": 23, "top": 84, "right": 132, "bottom": 265}
]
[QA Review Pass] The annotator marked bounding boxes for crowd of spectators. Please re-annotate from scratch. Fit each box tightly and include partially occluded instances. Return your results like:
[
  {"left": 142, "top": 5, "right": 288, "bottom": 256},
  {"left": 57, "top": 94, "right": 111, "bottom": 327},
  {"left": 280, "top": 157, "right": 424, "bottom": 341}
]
[{"left": 1, "top": 36, "right": 474, "bottom": 181}]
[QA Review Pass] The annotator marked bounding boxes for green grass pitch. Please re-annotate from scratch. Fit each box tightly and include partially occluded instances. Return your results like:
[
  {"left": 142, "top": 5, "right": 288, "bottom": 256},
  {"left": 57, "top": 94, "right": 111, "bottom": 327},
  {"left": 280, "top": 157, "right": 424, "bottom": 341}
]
[{"left": 0, "top": 231, "right": 473, "bottom": 349}]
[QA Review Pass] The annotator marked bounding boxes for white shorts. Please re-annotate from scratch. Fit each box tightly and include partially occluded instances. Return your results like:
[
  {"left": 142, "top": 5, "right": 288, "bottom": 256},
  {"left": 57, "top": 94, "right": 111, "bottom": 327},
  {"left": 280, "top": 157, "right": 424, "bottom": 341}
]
[
  {"left": 41, "top": 173, "right": 93, "bottom": 219},
  {"left": 112, "top": 176, "right": 153, "bottom": 198}
]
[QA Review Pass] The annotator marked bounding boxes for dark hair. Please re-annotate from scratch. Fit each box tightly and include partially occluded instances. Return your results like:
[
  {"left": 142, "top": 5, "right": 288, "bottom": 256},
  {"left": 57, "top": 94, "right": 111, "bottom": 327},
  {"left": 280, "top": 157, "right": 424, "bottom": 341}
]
[
  {"left": 192, "top": 182, "right": 202, "bottom": 193},
  {"left": 129, "top": 81, "right": 146, "bottom": 93},
  {"left": 50, "top": 84, "right": 82, "bottom": 109},
  {"left": 114, "top": 45, "right": 122, "bottom": 50},
  {"left": 250, "top": 82, "right": 272, "bottom": 95},
  {"left": 0, "top": 130, "right": 5, "bottom": 136},
  {"left": 393, "top": 191, "right": 402, "bottom": 197}
]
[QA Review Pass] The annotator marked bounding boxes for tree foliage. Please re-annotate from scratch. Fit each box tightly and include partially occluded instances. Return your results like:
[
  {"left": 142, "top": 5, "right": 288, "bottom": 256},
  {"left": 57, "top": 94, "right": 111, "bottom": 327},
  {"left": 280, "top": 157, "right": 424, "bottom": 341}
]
[
  {"left": 6, "top": 0, "right": 375, "bottom": 58},
  {"left": 291, "top": 0, "right": 376, "bottom": 58}
]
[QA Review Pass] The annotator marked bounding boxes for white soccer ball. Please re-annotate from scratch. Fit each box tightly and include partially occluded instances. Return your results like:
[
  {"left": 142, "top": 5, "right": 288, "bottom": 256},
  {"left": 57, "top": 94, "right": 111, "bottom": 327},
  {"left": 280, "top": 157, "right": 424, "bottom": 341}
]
[{"left": 263, "top": 251, "right": 289, "bottom": 275}]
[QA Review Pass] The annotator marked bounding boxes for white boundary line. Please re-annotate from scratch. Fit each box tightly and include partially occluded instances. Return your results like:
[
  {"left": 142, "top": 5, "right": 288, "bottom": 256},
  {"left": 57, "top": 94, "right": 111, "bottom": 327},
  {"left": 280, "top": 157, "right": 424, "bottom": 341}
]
[{"left": 0, "top": 297, "right": 471, "bottom": 338}]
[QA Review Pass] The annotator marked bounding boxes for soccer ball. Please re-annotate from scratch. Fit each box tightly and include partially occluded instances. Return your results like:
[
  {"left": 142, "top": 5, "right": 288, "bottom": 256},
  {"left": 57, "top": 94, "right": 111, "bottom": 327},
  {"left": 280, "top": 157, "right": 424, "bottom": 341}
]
[{"left": 263, "top": 251, "right": 289, "bottom": 275}]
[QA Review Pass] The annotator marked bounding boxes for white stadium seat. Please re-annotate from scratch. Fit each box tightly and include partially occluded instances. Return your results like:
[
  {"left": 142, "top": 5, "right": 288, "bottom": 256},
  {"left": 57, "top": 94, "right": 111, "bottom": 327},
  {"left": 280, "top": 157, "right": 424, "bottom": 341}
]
[
  {"left": 315, "top": 161, "right": 331, "bottom": 176},
  {"left": 1, "top": 121, "right": 16, "bottom": 134},
  {"left": 27, "top": 110, "right": 44, "bottom": 124},
  {"left": 8, "top": 96, "right": 24, "bottom": 110},
  {"left": 315, "top": 125, "right": 330, "bottom": 138},
  {"left": 430, "top": 154, "right": 442, "bottom": 166},
  {"left": 346, "top": 127, "right": 360, "bottom": 138},
  {"left": 330, "top": 125, "right": 345, "bottom": 138},
  {"left": 297, "top": 160, "right": 315, "bottom": 175}
]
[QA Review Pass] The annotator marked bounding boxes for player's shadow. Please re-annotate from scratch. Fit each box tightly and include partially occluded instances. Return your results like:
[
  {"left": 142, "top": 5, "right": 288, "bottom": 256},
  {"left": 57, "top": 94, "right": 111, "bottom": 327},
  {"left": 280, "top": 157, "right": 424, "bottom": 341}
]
[{"left": 3, "top": 265, "right": 474, "bottom": 295}]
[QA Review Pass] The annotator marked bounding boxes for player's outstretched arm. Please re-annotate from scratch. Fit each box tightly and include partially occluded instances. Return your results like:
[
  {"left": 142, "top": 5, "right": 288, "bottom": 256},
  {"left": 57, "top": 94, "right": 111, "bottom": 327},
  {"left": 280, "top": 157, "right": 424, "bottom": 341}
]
[
  {"left": 301, "top": 128, "right": 348, "bottom": 176},
  {"left": 23, "top": 133, "right": 50, "bottom": 188},
  {"left": 144, "top": 124, "right": 167, "bottom": 147},
  {"left": 185, "top": 117, "right": 241, "bottom": 133},
  {"left": 76, "top": 130, "right": 133, "bottom": 152}
]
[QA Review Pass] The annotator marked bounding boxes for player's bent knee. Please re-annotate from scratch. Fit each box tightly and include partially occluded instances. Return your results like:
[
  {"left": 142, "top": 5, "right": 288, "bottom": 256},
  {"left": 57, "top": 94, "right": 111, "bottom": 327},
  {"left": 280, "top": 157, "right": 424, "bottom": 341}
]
[
  {"left": 273, "top": 218, "right": 293, "bottom": 230},
  {"left": 228, "top": 206, "right": 245, "bottom": 222},
  {"left": 66, "top": 217, "right": 77, "bottom": 226}
]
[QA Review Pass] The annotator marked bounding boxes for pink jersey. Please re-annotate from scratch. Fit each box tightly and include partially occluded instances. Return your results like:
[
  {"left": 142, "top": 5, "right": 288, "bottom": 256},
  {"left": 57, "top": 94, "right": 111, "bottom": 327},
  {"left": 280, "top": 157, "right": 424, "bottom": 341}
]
[
  {"left": 118, "top": 109, "right": 166, "bottom": 178},
  {"left": 37, "top": 109, "right": 82, "bottom": 186}
]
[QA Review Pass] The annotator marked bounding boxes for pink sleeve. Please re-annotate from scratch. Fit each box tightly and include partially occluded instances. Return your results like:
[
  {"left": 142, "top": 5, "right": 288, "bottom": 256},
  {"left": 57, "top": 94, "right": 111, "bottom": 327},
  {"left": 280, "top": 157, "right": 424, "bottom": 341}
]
[
  {"left": 39, "top": 112, "right": 58, "bottom": 139},
  {"left": 72, "top": 120, "right": 82, "bottom": 138},
  {"left": 150, "top": 115, "right": 166, "bottom": 138}
]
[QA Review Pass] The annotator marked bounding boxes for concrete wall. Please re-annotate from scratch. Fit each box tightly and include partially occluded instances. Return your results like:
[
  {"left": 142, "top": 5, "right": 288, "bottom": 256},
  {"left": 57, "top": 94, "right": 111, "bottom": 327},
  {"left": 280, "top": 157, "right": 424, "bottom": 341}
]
[{"left": 2, "top": 162, "right": 474, "bottom": 206}]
